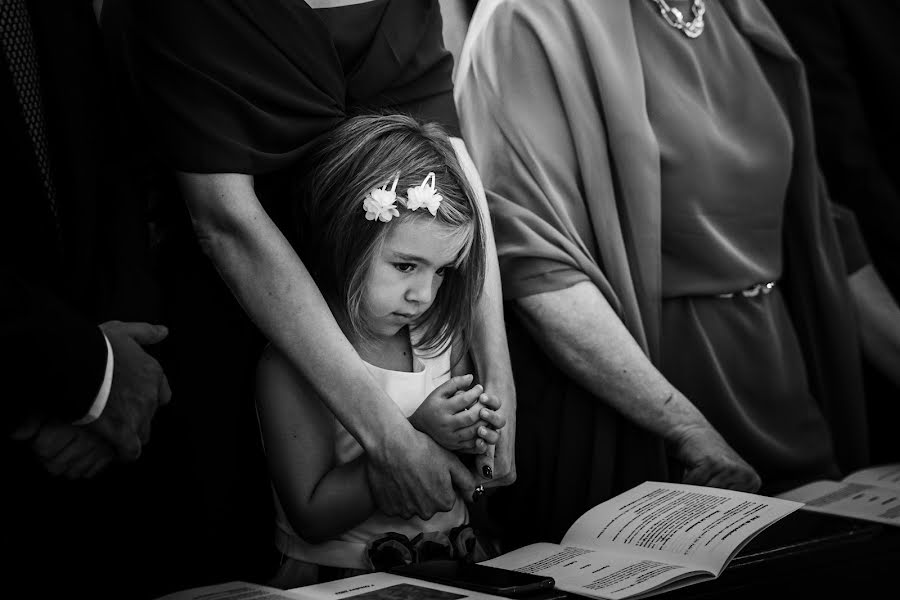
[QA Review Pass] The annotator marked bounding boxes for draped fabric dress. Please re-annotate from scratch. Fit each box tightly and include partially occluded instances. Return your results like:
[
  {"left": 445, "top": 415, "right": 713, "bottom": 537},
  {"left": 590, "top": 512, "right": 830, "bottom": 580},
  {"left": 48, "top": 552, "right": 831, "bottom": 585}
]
[
  {"left": 107, "top": 0, "right": 461, "bottom": 583},
  {"left": 634, "top": 0, "right": 841, "bottom": 492},
  {"left": 455, "top": 0, "right": 868, "bottom": 547}
]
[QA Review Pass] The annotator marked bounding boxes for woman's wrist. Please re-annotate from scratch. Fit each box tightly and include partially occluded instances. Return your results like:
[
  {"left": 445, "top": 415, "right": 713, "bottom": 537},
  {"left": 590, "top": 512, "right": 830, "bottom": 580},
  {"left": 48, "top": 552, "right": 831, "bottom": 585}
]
[{"left": 647, "top": 389, "right": 713, "bottom": 445}]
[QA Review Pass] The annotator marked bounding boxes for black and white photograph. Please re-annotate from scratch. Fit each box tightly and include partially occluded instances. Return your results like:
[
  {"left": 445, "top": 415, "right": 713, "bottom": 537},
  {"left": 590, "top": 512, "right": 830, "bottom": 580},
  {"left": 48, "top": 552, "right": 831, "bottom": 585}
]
[{"left": 3, "top": 1, "right": 899, "bottom": 599}]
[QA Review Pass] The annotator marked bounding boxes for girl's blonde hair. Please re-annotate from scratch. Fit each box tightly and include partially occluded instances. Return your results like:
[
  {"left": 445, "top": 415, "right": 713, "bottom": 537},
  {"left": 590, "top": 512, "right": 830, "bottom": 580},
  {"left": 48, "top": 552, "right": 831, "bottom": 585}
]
[{"left": 292, "top": 113, "right": 486, "bottom": 355}]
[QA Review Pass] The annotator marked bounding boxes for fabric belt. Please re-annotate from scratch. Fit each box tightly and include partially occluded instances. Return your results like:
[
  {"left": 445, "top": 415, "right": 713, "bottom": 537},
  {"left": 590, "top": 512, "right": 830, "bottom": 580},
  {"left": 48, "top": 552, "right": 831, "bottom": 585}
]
[{"left": 716, "top": 281, "right": 777, "bottom": 299}]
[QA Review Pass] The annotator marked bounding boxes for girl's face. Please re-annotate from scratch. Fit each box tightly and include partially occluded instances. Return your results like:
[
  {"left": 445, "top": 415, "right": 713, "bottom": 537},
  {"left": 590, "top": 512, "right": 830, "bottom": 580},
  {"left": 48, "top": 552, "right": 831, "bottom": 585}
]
[{"left": 363, "top": 217, "right": 470, "bottom": 339}]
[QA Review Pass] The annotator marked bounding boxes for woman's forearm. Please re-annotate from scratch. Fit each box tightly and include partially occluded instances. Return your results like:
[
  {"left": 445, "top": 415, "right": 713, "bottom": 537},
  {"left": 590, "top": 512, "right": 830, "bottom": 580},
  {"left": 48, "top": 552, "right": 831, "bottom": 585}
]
[
  {"left": 849, "top": 265, "right": 900, "bottom": 389},
  {"left": 514, "top": 281, "right": 713, "bottom": 443},
  {"left": 450, "top": 138, "right": 515, "bottom": 397},
  {"left": 178, "top": 172, "right": 409, "bottom": 450},
  {"left": 450, "top": 139, "right": 517, "bottom": 479}
]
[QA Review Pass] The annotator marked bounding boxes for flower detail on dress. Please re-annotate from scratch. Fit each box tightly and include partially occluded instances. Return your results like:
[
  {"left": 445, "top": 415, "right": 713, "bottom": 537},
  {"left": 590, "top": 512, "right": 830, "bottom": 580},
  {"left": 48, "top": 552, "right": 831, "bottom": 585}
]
[
  {"left": 363, "top": 172, "right": 401, "bottom": 222},
  {"left": 405, "top": 172, "right": 443, "bottom": 216}
]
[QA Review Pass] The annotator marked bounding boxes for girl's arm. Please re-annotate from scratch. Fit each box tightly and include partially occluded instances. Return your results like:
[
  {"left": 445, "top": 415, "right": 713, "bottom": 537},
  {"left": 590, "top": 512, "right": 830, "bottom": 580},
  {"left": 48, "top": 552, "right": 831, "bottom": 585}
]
[
  {"left": 179, "top": 171, "right": 476, "bottom": 520},
  {"left": 849, "top": 265, "right": 900, "bottom": 389},
  {"left": 256, "top": 346, "right": 374, "bottom": 542},
  {"left": 515, "top": 281, "right": 761, "bottom": 492}
]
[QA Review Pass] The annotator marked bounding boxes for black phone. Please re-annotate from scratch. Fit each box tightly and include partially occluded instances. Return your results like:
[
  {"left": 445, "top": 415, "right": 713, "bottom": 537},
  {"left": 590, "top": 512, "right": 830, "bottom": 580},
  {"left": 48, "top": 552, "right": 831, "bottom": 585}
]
[{"left": 391, "top": 559, "right": 556, "bottom": 597}]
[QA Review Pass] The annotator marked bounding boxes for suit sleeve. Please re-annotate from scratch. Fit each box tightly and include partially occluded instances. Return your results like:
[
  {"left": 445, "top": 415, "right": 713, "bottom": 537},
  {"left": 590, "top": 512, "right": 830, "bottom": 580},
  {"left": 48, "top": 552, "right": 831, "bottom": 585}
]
[{"left": 1, "top": 269, "right": 108, "bottom": 435}]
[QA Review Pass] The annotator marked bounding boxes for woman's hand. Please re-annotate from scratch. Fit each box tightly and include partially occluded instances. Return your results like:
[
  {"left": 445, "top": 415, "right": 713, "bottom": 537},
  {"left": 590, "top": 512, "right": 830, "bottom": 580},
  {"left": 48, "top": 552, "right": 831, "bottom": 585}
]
[
  {"left": 670, "top": 423, "right": 761, "bottom": 492},
  {"left": 409, "top": 374, "right": 505, "bottom": 453}
]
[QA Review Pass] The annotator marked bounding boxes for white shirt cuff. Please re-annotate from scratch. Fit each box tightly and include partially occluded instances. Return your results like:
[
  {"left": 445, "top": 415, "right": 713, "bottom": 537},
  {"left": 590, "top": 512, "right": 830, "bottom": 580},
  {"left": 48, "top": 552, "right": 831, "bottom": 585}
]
[{"left": 73, "top": 333, "right": 114, "bottom": 425}]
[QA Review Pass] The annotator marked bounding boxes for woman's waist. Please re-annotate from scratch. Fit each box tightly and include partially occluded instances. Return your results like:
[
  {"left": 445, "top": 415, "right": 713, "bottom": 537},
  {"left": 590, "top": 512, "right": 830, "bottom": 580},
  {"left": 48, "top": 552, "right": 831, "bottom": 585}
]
[
  {"left": 661, "top": 265, "right": 781, "bottom": 299},
  {"left": 661, "top": 242, "right": 781, "bottom": 298}
]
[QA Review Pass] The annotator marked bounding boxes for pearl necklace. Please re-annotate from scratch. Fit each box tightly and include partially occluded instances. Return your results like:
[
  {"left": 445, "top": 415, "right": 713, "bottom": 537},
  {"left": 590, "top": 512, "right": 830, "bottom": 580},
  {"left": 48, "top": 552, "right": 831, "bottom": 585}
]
[{"left": 649, "top": 0, "right": 707, "bottom": 39}]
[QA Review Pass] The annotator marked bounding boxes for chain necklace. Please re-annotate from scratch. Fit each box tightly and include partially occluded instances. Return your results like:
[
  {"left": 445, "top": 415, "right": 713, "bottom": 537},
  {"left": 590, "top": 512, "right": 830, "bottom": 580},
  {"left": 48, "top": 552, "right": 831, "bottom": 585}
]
[{"left": 649, "top": 0, "right": 707, "bottom": 39}]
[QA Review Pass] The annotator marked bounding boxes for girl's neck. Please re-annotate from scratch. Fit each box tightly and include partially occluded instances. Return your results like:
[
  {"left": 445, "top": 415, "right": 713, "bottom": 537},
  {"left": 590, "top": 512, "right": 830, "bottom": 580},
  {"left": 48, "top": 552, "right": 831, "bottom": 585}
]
[{"left": 355, "top": 326, "right": 415, "bottom": 373}]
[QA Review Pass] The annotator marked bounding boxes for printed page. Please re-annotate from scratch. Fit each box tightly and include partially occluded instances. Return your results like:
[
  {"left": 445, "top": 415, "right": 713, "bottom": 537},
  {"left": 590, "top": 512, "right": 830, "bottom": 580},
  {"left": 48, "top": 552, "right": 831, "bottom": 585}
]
[
  {"left": 153, "top": 581, "right": 304, "bottom": 600},
  {"left": 560, "top": 482, "right": 802, "bottom": 574},
  {"left": 289, "top": 572, "right": 508, "bottom": 600},
  {"left": 778, "top": 480, "right": 900, "bottom": 526},
  {"left": 842, "top": 463, "right": 900, "bottom": 490},
  {"left": 482, "top": 542, "right": 704, "bottom": 600}
]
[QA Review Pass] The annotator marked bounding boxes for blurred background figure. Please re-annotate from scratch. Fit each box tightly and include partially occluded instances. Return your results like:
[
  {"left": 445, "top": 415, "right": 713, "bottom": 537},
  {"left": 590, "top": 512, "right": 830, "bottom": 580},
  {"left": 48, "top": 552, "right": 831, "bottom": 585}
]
[{"left": 764, "top": 0, "right": 900, "bottom": 465}]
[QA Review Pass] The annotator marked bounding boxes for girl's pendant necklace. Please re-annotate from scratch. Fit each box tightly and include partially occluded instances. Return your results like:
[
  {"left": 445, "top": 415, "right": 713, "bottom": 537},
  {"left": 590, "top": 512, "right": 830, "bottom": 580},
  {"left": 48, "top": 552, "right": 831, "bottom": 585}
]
[{"left": 649, "top": 0, "right": 707, "bottom": 39}]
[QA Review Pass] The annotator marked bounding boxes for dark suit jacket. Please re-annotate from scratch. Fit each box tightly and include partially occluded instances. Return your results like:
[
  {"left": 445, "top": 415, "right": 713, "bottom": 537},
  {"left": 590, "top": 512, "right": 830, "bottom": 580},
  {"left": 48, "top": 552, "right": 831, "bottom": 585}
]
[
  {"left": 2, "top": 4, "right": 168, "bottom": 599},
  {"left": 764, "top": 0, "right": 900, "bottom": 296},
  {"left": 1, "top": 1, "right": 155, "bottom": 434}
]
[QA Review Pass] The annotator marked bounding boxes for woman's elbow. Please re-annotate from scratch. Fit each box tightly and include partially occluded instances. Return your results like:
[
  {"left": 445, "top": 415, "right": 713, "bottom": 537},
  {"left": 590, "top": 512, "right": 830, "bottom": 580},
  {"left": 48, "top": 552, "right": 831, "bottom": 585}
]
[
  {"left": 177, "top": 171, "right": 257, "bottom": 259},
  {"left": 190, "top": 214, "right": 232, "bottom": 259}
]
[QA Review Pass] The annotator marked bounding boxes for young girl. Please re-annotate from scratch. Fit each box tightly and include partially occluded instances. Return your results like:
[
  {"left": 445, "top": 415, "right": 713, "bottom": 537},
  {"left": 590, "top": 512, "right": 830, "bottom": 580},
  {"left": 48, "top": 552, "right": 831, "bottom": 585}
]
[{"left": 256, "top": 114, "right": 505, "bottom": 587}]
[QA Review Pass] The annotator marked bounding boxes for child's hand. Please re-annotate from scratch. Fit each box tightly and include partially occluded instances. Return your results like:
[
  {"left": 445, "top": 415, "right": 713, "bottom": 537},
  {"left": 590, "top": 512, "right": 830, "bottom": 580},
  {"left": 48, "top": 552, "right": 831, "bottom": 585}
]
[{"left": 410, "top": 374, "right": 505, "bottom": 453}]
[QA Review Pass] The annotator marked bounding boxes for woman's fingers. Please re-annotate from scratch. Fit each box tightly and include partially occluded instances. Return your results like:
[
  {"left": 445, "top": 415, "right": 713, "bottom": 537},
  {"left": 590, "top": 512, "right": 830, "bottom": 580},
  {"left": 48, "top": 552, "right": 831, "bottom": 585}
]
[
  {"left": 476, "top": 444, "right": 496, "bottom": 484},
  {"left": 457, "top": 441, "right": 493, "bottom": 455}
]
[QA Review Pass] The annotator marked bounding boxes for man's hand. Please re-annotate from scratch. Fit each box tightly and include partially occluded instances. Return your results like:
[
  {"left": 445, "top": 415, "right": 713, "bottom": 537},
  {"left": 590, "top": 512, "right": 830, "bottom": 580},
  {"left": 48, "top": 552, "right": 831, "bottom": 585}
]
[
  {"left": 366, "top": 426, "right": 481, "bottom": 520},
  {"left": 19, "top": 421, "right": 116, "bottom": 479},
  {"left": 90, "top": 321, "right": 171, "bottom": 461},
  {"left": 671, "top": 423, "right": 761, "bottom": 492},
  {"left": 409, "top": 375, "right": 505, "bottom": 453}
]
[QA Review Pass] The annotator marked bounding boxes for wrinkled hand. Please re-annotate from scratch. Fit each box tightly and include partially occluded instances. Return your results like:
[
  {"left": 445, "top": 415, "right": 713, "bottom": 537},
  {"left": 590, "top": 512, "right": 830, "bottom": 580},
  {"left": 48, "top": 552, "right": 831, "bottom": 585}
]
[
  {"left": 409, "top": 374, "right": 505, "bottom": 453},
  {"left": 16, "top": 421, "right": 116, "bottom": 479},
  {"left": 671, "top": 423, "right": 761, "bottom": 492},
  {"left": 367, "top": 426, "right": 481, "bottom": 519},
  {"left": 90, "top": 320, "right": 171, "bottom": 461}
]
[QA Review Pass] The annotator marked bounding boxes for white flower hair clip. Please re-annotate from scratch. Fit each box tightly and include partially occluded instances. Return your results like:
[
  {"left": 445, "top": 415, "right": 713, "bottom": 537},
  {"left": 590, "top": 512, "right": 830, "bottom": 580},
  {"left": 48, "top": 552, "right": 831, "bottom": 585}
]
[
  {"left": 363, "top": 172, "right": 401, "bottom": 222},
  {"left": 362, "top": 172, "right": 443, "bottom": 222},
  {"left": 404, "top": 172, "right": 443, "bottom": 217}
]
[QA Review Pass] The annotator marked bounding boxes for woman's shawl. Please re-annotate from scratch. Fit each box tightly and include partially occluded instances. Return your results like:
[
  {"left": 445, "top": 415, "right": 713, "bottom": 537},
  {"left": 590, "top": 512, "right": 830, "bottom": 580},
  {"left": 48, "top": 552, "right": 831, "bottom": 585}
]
[
  {"left": 113, "top": 0, "right": 457, "bottom": 174},
  {"left": 456, "top": 0, "right": 867, "bottom": 475}
]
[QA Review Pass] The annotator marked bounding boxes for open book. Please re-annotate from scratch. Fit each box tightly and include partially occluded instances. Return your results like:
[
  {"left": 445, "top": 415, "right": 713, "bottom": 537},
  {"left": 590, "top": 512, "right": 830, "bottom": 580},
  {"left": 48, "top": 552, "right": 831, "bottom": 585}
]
[
  {"left": 777, "top": 463, "right": 900, "bottom": 527},
  {"left": 481, "top": 481, "right": 801, "bottom": 600}
]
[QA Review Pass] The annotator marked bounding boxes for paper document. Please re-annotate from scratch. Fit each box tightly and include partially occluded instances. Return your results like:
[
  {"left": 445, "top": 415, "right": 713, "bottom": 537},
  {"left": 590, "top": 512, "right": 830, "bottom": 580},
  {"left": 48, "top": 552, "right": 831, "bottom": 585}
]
[
  {"left": 779, "top": 464, "right": 900, "bottom": 526},
  {"left": 483, "top": 482, "right": 800, "bottom": 600}
]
